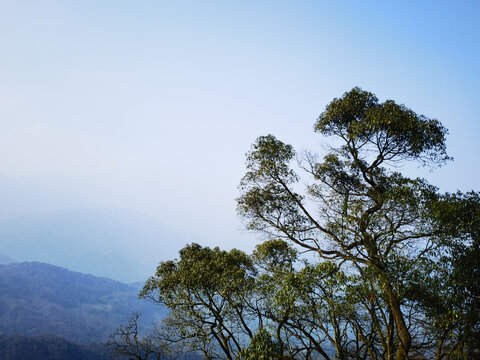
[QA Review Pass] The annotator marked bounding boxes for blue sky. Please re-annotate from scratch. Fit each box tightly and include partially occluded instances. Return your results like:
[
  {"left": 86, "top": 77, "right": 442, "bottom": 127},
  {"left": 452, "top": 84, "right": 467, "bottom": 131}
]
[{"left": 0, "top": 1, "right": 479, "bottom": 253}]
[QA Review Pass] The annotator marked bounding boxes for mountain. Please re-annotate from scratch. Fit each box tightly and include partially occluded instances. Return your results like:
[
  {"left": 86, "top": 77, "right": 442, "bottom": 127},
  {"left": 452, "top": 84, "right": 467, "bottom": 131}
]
[
  {"left": 0, "top": 262, "right": 166, "bottom": 344},
  {"left": 0, "top": 334, "right": 109, "bottom": 360},
  {"left": 0, "top": 208, "right": 193, "bottom": 282}
]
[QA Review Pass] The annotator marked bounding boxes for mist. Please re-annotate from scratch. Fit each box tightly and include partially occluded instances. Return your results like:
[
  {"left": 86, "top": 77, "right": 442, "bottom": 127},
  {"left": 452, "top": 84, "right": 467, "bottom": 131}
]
[{"left": 1, "top": 0, "right": 479, "bottom": 280}]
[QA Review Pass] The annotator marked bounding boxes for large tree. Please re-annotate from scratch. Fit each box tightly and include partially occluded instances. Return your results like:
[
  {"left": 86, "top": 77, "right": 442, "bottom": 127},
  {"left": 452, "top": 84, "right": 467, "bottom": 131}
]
[{"left": 236, "top": 87, "right": 463, "bottom": 359}]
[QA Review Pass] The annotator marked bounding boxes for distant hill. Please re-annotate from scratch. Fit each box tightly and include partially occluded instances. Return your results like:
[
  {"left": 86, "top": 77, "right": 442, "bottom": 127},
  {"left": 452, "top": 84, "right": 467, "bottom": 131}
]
[
  {"left": 0, "top": 262, "right": 166, "bottom": 344},
  {"left": 0, "top": 334, "right": 109, "bottom": 360},
  {"left": 0, "top": 208, "right": 193, "bottom": 282}
]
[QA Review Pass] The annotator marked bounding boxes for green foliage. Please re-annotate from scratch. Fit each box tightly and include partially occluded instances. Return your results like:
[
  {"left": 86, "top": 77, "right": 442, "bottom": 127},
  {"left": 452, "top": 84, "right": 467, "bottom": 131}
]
[
  {"left": 141, "top": 244, "right": 256, "bottom": 359},
  {"left": 410, "top": 191, "right": 480, "bottom": 358},
  {"left": 315, "top": 87, "right": 450, "bottom": 165},
  {"left": 142, "top": 243, "right": 254, "bottom": 305},
  {"left": 237, "top": 329, "right": 281, "bottom": 360},
  {"left": 253, "top": 239, "right": 297, "bottom": 272},
  {"left": 244, "top": 134, "right": 297, "bottom": 184}
]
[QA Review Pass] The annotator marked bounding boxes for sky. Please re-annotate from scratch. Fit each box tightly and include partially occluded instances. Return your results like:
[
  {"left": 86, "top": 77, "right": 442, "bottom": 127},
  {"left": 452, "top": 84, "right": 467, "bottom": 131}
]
[{"left": 0, "top": 0, "right": 479, "bottom": 255}]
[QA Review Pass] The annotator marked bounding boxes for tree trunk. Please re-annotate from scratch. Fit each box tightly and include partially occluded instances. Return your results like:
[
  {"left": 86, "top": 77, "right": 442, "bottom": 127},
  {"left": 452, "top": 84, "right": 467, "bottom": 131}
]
[{"left": 383, "top": 282, "right": 411, "bottom": 360}]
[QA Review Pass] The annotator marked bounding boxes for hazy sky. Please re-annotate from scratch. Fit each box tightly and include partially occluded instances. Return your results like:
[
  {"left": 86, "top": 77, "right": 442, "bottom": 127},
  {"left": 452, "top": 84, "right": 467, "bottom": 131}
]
[{"left": 1, "top": 1, "right": 479, "bottom": 253}]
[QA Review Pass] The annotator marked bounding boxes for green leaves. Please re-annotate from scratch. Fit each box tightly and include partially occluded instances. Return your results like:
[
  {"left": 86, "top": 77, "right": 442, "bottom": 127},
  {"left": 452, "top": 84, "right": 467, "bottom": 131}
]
[
  {"left": 253, "top": 239, "right": 297, "bottom": 272},
  {"left": 237, "top": 329, "right": 281, "bottom": 360},
  {"left": 315, "top": 87, "right": 379, "bottom": 137},
  {"left": 315, "top": 87, "right": 450, "bottom": 166},
  {"left": 143, "top": 243, "right": 254, "bottom": 303},
  {"left": 244, "top": 135, "right": 297, "bottom": 181}
]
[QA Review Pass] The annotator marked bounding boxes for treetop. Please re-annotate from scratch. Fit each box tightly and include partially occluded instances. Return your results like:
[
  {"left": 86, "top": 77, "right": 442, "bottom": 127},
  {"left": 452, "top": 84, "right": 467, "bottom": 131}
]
[{"left": 315, "top": 87, "right": 451, "bottom": 166}]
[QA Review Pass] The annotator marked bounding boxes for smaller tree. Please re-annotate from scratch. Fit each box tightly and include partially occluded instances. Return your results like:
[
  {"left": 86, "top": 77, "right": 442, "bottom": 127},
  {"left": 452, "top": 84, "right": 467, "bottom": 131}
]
[
  {"left": 141, "top": 243, "right": 256, "bottom": 360},
  {"left": 236, "top": 87, "right": 452, "bottom": 360},
  {"left": 408, "top": 191, "right": 480, "bottom": 359},
  {"left": 108, "top": 312, "right": 165, "bottom": 360}
]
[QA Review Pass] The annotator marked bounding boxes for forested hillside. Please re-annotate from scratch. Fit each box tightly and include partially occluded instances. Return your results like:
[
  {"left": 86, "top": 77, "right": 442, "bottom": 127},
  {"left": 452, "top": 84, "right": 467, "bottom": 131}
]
[
  {"left": 0, "top": 334, "right": 109, "bottom": 360},
  {"left": 0, "top": 262, "right": 166, "bottom": 344}
]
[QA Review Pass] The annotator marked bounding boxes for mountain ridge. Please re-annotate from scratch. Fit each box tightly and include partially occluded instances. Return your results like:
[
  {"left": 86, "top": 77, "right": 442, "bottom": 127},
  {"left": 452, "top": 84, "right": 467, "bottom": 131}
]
[{"left": 0, "top": 261, "right": 166, "bottom": 344}]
